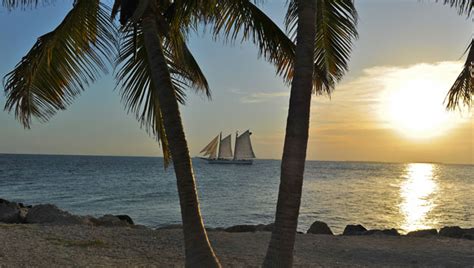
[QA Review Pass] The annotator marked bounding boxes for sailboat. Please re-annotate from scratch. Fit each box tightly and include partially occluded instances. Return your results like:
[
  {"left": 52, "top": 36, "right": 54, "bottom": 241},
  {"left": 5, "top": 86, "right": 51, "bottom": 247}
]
[{"left": 199, "top": 130, "right": 256, "bottom": 165}]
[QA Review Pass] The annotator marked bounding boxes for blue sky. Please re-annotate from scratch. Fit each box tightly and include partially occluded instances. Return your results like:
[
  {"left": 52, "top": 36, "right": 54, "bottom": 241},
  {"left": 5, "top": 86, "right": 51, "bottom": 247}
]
[{"left": 0, "top": 0, "right": 473, "bottom": 164}]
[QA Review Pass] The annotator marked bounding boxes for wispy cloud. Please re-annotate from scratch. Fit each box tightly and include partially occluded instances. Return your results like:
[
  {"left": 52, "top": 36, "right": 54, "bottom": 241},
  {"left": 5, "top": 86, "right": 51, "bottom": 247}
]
[
  {"left": 241, "top": 91, "right": 289, "bottom": 103},
  {"left": 309, "top": 61, "right": 470, "bottom": 143},
  {"left": 231, "top": 89, "right": 289, "bottom": 103}
]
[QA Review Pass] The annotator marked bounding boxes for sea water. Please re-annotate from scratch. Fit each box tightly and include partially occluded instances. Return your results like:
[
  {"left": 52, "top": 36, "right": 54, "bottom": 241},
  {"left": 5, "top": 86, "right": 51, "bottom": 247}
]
[{"left": 0, "top": 154, "right": 472, "bottom": 233}]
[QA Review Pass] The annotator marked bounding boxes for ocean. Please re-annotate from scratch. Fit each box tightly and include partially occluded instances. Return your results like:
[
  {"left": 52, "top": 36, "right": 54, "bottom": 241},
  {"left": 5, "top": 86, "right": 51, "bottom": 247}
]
[{"left": 0, "top": 154, "right": 472, "bottom": 234}]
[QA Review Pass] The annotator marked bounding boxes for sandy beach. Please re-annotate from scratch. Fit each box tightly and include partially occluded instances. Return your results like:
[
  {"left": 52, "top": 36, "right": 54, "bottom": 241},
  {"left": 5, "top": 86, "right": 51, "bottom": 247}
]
[{"left": 1, "top": 224, "right": 473, "bottom": 267}]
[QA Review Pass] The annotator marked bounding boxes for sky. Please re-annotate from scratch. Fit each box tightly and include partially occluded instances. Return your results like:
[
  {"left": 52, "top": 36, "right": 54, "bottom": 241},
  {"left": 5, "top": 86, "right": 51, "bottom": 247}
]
[{"left": 0, "top": 0, "right": 473, "bottom": 164}]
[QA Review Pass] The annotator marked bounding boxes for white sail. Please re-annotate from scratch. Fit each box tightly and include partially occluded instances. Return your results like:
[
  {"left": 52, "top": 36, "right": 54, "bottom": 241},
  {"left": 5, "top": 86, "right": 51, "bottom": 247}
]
[
  {"left": 233, "top": 130, "right": 256, "bottom": 160},
  {"left": 200, "top": 135, "right": 219, "bottom": 159},
  {"left": 218, "top": 134, "right": 233, "bottom": 159}
]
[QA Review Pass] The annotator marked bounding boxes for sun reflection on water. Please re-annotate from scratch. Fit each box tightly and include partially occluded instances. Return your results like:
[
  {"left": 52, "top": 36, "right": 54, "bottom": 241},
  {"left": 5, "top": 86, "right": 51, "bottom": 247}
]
[{"left": 400, "top": 163, "right": 438, "bottom": 232}]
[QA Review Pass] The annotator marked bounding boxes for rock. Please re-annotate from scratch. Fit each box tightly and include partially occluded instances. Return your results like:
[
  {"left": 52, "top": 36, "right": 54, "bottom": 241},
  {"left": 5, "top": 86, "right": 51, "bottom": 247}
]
[
  {"left": 224, "top": 223, "right": 274, "bottom": 233},
  {"left": 206, "top": 227, "right": 225, "bottom": 232},
  {"left": 255, "top": 223, "right": 274, "bottom": 232},
  {"left": 25, "top": 204, "right": 86, "bottom": 225},
  {"left": 462, "top": 233, "right": 474, "bottom": 240},
  {"left": 115, "top": 215, "right": 134, "bottom": 225},
  {"left": 457, "top": 228, "right": 474, "bottom": 240},
  {"left": 343, "top": 224, "right": 367, "bottom": 235},
  {"left": 381, "top": 228, "right": 400, "bottom": 236},
  {"left": 225, "top": 225, "right": 257, "bottom": 233},
  {"left": 156, "top": 224, "right": 182, "bottom": 230},
  {"left": 0, "top": 199, "right": 28, "bottom": 223},
  {"left": 307, "top": 221, "right": 333, "bottom": 235},
  {"left": 91, "top": 215, "right": 130, "bottom": 227},
  {"left": 363, "top": 229, "right": 382, "bottom": 235},
  {"left": 366, "top": 228, "right": 399, "bottom": 236},
  {"left": 407, "top": 229, "right": 438, "bottom": 237},
  {"left": 439, "top": 226, "right": 465, "bottom": 238}
]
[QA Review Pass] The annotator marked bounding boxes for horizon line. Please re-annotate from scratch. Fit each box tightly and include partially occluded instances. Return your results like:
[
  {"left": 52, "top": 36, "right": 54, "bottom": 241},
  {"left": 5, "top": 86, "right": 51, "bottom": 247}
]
[{"left": 0, "top": 152, "right": 472, "bottom": 166}]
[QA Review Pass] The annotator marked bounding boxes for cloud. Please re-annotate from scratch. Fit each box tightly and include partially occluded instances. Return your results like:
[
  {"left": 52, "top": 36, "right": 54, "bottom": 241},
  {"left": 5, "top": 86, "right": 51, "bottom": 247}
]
[
  {"left": 305, "top": 61, "right": 472, "bottom": 163},
  {"left": 231, "top": 88, "right": 289, "bottom": 103}
]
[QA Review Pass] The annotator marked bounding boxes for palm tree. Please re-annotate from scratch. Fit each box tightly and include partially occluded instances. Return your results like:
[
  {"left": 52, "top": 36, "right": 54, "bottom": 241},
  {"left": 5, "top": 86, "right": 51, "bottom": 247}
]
[
  {"left": 118, "top": 1, "right": 222, "bottom": 266},
  {"left": 263, "top": 1, "right": 358, "bottom": 267},
  {"left": 436, "top": 0, "right": 473, "bottom": 109},
  {"left": 2, "top": 0, "right": 316, "bottom": 266}
]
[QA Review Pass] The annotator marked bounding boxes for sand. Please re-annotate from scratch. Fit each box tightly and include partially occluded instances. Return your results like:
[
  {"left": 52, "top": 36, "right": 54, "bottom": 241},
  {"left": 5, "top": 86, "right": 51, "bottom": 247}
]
[{"left": 0, "top": 224, "right": 473, "bottom": 267}]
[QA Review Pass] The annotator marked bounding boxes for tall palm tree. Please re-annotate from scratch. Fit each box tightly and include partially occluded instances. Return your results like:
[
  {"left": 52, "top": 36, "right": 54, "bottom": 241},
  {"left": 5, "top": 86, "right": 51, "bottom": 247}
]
[
  {"left": 116, "top": 1, "right": 222, "bottom": 266},
  {"left": 263, "top": 1, "right": 358, "bottom": 267}
]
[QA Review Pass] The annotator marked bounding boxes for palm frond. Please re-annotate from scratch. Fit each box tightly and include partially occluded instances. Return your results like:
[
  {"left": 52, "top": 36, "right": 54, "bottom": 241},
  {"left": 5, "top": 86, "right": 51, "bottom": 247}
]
[
  {"left": 159, "top": 17, "right": 210, "bottom": 98},
  {"left": 3, "top": 0, "right": 118, "bottom": 128},
  {"left": 436, "top": 0, "right": 473, "bottom": 17},
  {"left": 115, "top": 15, "right": 210, "bottom": 166},
  {"left": 2, "top": 0, "right": 54, "bottom": 10},
  {"left": 446, "top": 38, "right": 474, "bottom": 110},
  {"left": 286, "top": 0, "right": 358, "bottom": 94},
  {"left": 314, "top": 0, "right": 358, "bottom": 94},
  {"left": 116, "top": 27, "right": 171, "bottom": 166},
  {"left": 165, "top": 0, "right": 217, "bottom": 32},
  {"left": 211, "top": 0, "right": 296, "bottom": 83}
]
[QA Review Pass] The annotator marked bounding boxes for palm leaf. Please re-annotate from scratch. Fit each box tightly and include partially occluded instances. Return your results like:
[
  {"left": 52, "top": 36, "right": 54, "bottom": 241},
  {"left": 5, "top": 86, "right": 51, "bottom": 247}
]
[
  {"left": 437, "top": 0, "right": 473, "bottom": 17},
  {"left": 116, "top": 27, "right": 171, "bottom": 166},
  {"left": 115, "top": 15, "right": 210, "bottom": 166},
  {"left": 3, "top": 0, "right": 117, "bottom": 128},
  {"left": 446, "top": 38, "right": 474, "bottom": 110},
  {"left": 287, "top": 0, "right": 358, "bottom": 95},
  {"left": 211, "top": 0, "right": 295, "bottom": 83},
  {"left": 153, "top": 11, "right": 210, "bottom": 98},
  {"left": 2, "top": 0, "right": 54, "bottom": 10}
]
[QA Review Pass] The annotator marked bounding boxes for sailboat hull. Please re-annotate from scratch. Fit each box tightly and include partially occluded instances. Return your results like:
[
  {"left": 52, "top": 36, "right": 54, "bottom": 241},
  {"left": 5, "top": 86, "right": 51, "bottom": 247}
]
[{"left": 203, "top": 158, "right": 253, "bottom": 165}]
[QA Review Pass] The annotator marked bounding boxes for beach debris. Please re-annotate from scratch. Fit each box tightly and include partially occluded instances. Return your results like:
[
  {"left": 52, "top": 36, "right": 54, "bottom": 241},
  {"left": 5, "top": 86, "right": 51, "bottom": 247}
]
[
  {"left": 307, "top": 221, "right": 333, "bottom": 235},
  {"left": 342, "top": 224, "right": 367, "bottom": 235},
  {"left": 407, "top": 229, "right": 438, "bottom": 237}
]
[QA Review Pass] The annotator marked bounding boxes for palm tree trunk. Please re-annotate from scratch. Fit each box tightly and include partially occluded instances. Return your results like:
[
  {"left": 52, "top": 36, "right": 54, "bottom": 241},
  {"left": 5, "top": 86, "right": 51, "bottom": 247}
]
[
  {"left": 263, "top": 0, "right": 316, "bottom": 267},
  {"left": 141, "top": 13, "right": 221, "bottom": 268}
]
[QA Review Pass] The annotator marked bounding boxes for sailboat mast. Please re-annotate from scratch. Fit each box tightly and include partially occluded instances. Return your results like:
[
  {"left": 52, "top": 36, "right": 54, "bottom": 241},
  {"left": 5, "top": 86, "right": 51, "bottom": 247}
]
[
  {"left": 217, "top": 132, "right": 222, "bottom": 159},
  {"left": 233, "top": 130, "right": 239, "bottom": 160}
]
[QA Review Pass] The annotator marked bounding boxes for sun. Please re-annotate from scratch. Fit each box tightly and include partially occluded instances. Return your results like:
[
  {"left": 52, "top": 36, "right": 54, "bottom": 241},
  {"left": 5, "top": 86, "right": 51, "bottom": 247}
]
[{"left": 380, "top": 78, "right": 460, "bottom": 139}]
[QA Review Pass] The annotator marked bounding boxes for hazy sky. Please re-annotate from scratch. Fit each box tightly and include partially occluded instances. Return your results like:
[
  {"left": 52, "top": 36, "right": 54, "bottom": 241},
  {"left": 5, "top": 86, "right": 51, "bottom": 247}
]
[{"left": 0, "top": 0, "right": 473, "bottom": 164}]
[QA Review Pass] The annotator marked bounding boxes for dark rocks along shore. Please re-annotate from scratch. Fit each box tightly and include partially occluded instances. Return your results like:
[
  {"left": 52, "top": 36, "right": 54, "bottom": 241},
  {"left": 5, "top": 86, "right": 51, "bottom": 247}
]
[
  {"left": 1, "top": 198, "right": 473, "bottom": 240},
  {"left": 0, "top": 198, "right": 134, "bottom": 227}
]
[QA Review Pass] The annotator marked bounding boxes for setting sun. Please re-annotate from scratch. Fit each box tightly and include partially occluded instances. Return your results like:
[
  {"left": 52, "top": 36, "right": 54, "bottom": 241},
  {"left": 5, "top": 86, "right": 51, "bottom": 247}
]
[{"left": 379, "top": 63, "right": 466, "bottom": 140}]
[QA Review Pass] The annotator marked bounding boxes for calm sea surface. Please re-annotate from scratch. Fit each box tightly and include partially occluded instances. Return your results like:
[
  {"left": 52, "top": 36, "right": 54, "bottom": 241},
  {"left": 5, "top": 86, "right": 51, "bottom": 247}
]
[{"left": 0, "top": 154, "right": 472, "bottom": 234}]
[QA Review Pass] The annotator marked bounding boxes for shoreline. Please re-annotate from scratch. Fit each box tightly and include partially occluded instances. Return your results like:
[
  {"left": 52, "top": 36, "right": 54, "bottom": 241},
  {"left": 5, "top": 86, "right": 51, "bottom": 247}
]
[{"left": 1, "top": 199, "right": 474, "bottom": 266}]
